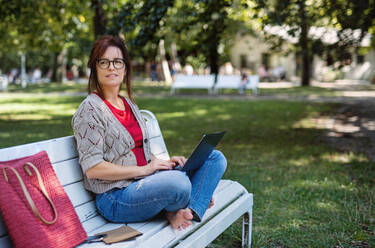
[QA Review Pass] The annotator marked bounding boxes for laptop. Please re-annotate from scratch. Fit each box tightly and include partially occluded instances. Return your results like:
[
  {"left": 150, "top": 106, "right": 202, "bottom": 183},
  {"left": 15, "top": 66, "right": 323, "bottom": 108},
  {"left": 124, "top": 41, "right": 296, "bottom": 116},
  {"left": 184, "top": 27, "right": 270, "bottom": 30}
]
[{"left": 174, "top": 131, "right": 226, "bottom": 171}]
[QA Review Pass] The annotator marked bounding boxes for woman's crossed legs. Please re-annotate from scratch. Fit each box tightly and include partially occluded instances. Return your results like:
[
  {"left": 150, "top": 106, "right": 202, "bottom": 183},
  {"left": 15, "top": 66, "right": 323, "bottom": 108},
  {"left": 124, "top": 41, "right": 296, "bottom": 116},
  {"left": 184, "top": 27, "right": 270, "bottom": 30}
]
[{"left": 96, "top": 150, "right": 227, "bottom": 229}]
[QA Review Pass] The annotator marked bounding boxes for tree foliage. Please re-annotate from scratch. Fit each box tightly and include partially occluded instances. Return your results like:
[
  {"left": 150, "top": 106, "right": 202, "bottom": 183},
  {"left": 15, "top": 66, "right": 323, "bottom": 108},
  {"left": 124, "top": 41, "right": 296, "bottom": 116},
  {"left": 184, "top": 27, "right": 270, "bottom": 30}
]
[
  {"left": 104, "top": 0, "right": 242, "bottom": 79},
  {"left": 1, "top": 0, "right": 373, "bottom": 84},
  {"left": 323, "top": 0, "right": 375, "bottom": 49},
  {"left": 252, "top": 0, "right": 375, "bottom": 86},
  {"left": 253, "top": 0, "right": 323, "bottom": 86},
  {"left": 0, "top": 0, "right": 92, "bottom": 76}
]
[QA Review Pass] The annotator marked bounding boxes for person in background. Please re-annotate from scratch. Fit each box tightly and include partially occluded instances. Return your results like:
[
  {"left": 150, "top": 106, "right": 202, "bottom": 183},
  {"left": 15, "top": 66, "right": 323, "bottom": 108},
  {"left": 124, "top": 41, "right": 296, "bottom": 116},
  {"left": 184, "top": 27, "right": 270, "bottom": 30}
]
[
  {"left": 239, "top": 71, "right": 249, "bottom": 95},
  {"left": 151, "top": 62, "right": 157, "bottom": 81},
  {"left": 32, "top": 67, "right": 42, "bottom": 83},
  {"left": 72, "top": 35, "right": 227, "bottom": 230},
  {"left": 183, "top": 63, "right": 194, "bottom": 75},
  {"left": 258, "top": 64, "right": 269, "bottom": 82}
]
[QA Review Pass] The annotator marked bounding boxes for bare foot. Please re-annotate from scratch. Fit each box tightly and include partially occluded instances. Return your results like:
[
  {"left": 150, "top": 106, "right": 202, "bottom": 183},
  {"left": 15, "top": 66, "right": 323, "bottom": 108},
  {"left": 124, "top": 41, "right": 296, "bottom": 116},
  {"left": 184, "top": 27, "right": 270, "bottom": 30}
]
[
  {"left": 165, "top": 208, "right": 193, "bottom": 230},
  {"left": 208, "top": 198, "right": 214, "bottom": 209}
]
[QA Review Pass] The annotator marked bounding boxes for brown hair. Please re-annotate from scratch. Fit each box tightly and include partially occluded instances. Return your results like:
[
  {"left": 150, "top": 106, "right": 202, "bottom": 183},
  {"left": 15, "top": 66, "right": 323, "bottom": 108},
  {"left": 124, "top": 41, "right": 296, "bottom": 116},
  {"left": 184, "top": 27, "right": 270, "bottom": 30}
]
[{"left": 87, "top": 35, "right": 133, "bottom": 102}]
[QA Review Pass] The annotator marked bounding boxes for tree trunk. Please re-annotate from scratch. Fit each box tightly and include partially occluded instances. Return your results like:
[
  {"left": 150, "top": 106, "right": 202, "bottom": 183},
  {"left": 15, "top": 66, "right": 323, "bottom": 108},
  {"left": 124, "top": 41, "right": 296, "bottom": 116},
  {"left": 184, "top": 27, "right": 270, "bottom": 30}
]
[
  {"left": 92, "top": 0, "right": 107, "bottom": 39},
  {"left": 57, "top": 48, "right": 67, "bottom": 83},
  {"left": 158, "top": 39, "right": 172, "bottom": 85},
  {"left": 51, "top": 52, "right": 58, "bottom": 82},
  {"left": 209, "top": 39, "right": 219, "bottom": 92},
  {"left": 21, "top": 53, "right": 27, "bottom": 88},
  {"left": 299, "top": 0, "right": 310, "bottom": 86}
]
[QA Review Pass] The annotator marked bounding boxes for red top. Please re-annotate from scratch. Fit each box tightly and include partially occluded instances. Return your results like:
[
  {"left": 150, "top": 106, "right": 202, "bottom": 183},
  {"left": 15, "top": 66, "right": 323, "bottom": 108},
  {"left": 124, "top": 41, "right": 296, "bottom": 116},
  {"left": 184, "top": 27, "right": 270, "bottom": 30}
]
[{"left": 95, "top": 93, "right": 147, "bottom": 166}]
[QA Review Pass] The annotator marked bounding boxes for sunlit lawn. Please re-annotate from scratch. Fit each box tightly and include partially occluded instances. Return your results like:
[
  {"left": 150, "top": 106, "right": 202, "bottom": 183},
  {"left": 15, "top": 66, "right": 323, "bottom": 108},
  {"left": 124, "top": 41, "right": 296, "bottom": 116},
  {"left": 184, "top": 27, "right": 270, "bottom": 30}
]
[
  {"left": 5, "top": 81, "right": 171, "bottom": 95},
  {"left": 0, "top": 90, "right": 374, "bottom": 247},
  {"left": 6, "top": 81, "right": 87, "bottom": 93},
  {"left": 4, "top": 80, "right": 365, "bottom": 97}
]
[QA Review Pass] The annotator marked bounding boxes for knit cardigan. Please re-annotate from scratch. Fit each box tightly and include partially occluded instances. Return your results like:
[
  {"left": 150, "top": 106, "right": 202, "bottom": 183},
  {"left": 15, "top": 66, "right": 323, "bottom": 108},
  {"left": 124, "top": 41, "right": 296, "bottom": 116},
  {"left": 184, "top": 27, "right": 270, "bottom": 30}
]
[{"left": 72, "top": 94, "right": 152, "bottom": 194}]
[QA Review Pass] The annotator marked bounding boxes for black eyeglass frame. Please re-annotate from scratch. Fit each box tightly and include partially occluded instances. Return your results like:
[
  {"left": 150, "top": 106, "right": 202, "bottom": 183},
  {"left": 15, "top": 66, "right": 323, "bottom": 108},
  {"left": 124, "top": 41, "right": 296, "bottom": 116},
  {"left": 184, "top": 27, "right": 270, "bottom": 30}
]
[{"left": 97, "top": 58, "right": 126, "bottom": 69}]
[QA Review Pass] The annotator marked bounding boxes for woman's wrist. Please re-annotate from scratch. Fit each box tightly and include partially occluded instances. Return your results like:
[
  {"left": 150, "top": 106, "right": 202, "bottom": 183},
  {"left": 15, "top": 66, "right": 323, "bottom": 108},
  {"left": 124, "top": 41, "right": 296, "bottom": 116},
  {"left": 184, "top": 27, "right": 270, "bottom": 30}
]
[{"left": 141, "top": 163, "right": 151, "bottom": 176}]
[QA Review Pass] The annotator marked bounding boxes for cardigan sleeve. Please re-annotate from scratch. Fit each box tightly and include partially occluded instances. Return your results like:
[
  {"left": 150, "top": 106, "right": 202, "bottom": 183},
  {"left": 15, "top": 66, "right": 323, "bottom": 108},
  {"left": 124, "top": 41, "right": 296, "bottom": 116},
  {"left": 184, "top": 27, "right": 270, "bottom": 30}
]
[{"left": 72, "top": 101, "right": 106, "bottom": 173}]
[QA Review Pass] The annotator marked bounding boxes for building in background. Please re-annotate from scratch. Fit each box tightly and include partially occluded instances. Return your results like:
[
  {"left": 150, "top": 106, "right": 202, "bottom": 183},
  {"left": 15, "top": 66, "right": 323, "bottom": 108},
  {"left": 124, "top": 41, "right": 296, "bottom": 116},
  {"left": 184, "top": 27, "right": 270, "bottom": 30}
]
[{"left": 229, "top": 26, "right": 374, "bottom": 83}]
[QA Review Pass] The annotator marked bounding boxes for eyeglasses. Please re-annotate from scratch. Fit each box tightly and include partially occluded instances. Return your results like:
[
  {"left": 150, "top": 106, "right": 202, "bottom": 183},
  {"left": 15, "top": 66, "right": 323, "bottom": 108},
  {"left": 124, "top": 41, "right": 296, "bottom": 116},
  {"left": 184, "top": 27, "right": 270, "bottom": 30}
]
[{"left": 97, "top": 58, "right": 126, "bottom": 69}]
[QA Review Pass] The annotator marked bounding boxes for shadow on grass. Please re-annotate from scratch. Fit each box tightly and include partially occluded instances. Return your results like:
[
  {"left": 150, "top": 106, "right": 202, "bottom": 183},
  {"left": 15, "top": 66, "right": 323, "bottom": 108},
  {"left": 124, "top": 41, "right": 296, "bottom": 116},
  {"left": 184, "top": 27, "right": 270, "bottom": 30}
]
[{"left": 259, "top": 86, "right": 339, "bottom": 97}]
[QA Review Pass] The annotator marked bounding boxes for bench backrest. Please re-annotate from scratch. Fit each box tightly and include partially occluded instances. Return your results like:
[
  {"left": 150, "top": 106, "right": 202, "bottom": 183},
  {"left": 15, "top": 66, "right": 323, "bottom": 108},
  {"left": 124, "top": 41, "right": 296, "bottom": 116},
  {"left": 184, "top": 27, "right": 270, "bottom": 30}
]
[
  {"left": 0, "top": 75, "right": 8, "bottom": 91},
  {"left": 173, "top": 74, "right": 215, "bottom": 88},
  {"left": 0, "top": 110, "right": 169, "bottom": 247},
  {"left": 215, "top": 75, "right": 241, "bottom": 89},
  {"left": 247, "top": 75, "right": 260, "bottom": 88},
  {"left": 215, "top": 75, "right": 260, "bottom": 89}
]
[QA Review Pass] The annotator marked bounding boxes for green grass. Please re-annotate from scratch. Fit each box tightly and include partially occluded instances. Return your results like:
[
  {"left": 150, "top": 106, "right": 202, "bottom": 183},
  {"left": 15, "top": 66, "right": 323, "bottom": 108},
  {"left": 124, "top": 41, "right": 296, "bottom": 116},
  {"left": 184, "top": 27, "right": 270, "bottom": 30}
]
[
  {"left": 5, "top": 80, "right": 364, "bottom": 97},
  {"left": 259, "top": 86, "right": 339, "bottom": 97},
  {"left": 0, "top": 92, "right": 374, "bottom": 247},
  {"left": 5, "top": 81, "right": 172, "bottom": 95},
  {"left": 6, "top": 81, "right": 87, "bottom": 93}
]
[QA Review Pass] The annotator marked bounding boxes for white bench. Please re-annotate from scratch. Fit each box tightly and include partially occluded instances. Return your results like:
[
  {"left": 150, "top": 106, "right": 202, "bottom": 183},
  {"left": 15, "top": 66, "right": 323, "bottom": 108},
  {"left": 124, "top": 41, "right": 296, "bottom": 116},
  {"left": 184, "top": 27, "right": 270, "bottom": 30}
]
[
  {"left": 214, "top": 75, "right": 259, "bottom": 95},
  {"left": 171, "top": 74, "right": 215, "bottom": 94},
  {"left": 0, "top": 74, "right": 8, "bottom": 91},
  {"left": 0, "top": 110, "right": 253, "bottom": 248},
  {"left": 171, "top": 74, "right": 259, "bottom": 95}
]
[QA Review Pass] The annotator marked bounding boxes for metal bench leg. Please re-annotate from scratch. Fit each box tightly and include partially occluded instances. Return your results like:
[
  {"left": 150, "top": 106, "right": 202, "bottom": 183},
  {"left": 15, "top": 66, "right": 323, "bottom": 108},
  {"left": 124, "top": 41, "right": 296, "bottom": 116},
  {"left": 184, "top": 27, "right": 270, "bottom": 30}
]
[{"left": 242, "top": 210, "right": 252, "bottom": 248}]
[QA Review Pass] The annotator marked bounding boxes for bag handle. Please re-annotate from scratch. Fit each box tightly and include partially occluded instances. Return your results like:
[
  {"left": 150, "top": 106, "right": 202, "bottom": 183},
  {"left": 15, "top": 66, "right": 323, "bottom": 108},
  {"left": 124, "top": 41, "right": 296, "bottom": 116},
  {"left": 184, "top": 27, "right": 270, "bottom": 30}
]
[{"left": 3, "top": 162, "right": 58, "bottom": 225}]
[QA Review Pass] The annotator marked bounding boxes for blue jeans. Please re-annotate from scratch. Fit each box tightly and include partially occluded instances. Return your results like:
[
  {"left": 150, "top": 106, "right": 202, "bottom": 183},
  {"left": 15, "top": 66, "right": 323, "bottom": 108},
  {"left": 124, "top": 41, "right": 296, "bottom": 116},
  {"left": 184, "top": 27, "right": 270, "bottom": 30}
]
[{"left": 96, "top": 150, "right": 227, "bottom": 223}]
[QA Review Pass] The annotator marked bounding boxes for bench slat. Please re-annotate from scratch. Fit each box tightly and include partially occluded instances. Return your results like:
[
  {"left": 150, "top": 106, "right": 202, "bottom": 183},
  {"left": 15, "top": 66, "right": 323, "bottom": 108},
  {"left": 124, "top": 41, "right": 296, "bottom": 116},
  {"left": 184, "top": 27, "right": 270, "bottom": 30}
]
[
  {"left": 149, "top": 135, "right": 169, "bottom": 157},
  {"left": 75, "top": 200, "right": 99, "bottom": 223},
  {"left": 214, "top": 179, "right": 232, "bottom": 193},
  {"left": 0, "top": 136, "right": 77, "bottom": 164},
  {"left": 143, "top": 118, "right": 163, "bottom": 139},
  {"left": 82, "top": 215, "right": 108, "bottom": 234},
  {"left": 53, "top": 158, "right": 82, "bottom": 186},
  {"left": 125, "top": 220, "right": 168, "bottom": 248},
  {"left": 64, "top": 181, "right": 93, "bottom": 207}
]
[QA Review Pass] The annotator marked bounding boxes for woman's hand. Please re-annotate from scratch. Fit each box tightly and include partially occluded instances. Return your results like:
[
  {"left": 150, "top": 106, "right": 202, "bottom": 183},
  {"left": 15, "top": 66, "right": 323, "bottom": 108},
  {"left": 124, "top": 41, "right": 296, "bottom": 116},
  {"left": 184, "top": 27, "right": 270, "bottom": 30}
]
[
  {"left": 169, "top": 156, "right": 187, "bottom": 168},
  {"left": 143, "top": 158, "right": 175, "bottom": 175}
]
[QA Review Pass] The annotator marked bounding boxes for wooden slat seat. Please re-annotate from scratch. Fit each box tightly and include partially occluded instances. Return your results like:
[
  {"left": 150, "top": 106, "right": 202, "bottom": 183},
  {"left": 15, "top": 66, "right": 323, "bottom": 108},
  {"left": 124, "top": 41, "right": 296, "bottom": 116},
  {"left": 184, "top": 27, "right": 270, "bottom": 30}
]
[{"left": 0, "top": 110, "right": 253, "bottom": 248}]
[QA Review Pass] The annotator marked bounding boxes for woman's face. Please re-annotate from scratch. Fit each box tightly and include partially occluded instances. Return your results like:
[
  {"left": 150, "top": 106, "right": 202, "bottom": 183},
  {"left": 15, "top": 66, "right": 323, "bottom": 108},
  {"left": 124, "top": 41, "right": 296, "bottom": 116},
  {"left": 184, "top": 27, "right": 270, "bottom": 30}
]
[{"left": 96, "top": 46, "right": 126, "bottom": 91}]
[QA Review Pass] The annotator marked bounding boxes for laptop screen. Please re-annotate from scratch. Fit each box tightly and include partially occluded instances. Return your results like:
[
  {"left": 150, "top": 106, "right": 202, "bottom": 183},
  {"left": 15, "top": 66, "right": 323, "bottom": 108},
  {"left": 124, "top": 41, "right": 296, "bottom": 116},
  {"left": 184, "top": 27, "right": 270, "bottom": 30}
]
[{"left": 177, "top": 131, "right": 226, "bottom": 171}]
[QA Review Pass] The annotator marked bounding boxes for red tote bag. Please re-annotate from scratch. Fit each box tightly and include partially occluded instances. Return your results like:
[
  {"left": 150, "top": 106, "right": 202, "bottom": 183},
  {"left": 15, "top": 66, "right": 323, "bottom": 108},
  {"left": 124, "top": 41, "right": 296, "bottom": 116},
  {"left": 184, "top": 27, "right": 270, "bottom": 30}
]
[{"left": 0, "top": 151, "right": 87, "bottom": 248}]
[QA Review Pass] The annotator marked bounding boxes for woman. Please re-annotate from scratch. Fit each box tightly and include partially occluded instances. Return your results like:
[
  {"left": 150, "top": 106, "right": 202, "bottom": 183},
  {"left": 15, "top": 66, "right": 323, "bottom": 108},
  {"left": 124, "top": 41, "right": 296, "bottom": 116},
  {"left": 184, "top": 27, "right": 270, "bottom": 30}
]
[{"left": 72, "top": 35, "right": 226, "bottom": 230}]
